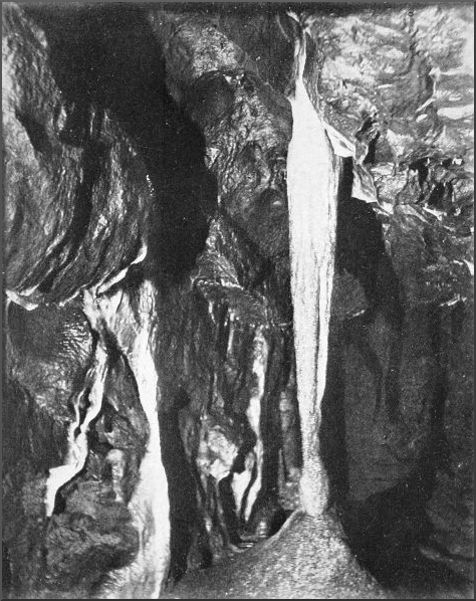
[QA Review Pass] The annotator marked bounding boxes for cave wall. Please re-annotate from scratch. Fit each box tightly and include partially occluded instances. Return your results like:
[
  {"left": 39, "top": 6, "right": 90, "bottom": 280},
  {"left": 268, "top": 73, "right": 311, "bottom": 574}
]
[{"left": 2, "top": 2, "right": 473, "bottom": 598}]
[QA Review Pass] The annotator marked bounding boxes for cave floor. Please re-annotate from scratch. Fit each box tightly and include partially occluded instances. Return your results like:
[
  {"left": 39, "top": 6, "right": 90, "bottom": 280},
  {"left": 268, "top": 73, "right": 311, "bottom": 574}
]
[
  {"left": 162, "top": 511, "right": 387, "bottom": 599},
  {"left": 162, "top": 511, "right": 473, "bottom": 600}
]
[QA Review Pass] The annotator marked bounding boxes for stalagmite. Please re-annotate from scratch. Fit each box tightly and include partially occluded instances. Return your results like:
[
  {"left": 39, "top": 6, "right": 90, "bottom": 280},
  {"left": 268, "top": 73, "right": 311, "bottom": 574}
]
[{"left": 286, "top": 13, "right": 339, "bottom": 516}]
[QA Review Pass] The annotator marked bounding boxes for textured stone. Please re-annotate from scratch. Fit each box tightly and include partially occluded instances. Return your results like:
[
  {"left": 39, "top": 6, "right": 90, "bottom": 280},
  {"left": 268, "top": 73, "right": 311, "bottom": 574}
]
[
  {"left": 3, "top": 3, "right": 152, "bottom": 305},
  {"left": 2, "top": 2, "right": 473, "bottom": 599}
]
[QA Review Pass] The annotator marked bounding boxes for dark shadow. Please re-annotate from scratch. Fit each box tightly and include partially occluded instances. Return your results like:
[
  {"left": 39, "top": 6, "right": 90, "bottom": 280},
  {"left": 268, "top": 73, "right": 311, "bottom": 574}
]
[
  {"left": 340, "top": 457, "right": 470, "bottom": 595},
  {"left": 342, "top": 313, "right": 384, "bottom": 419},
  {"left": 339, "top": 304, "right": 470, "bottom": 596},
  {"left": 336, "top": 157, "right": 404, "bottom": 422},
  {"left": 25, "top": 3, "right": 218, "bottom": 280},
  {"left": 320, "top": 314, "right": 349, "bottom": 503},
  {"left": 159, "top": 398, "right": 199, "bottom": 583},
  {"left": 321, "top": 156, "right": 405, "bottom": 504},
  {"left": 336, "top": 159, "right": 403, "bottom": 327}
]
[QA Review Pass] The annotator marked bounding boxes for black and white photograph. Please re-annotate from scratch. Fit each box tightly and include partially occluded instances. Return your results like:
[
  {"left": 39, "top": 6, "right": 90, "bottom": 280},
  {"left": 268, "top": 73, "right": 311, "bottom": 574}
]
[{"left": 2, "top": 0, "right": 474, "bottom": 598}]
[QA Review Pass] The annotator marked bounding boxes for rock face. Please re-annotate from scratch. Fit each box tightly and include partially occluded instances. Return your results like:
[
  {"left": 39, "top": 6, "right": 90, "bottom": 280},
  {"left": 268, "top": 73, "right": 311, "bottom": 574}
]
[
  {"left": 3, "top": 4, "right": 167, "bottom": 598},
  {"left": 2, "top": 2, "right": 473, "bottom": 600},
  {"left": 3, "top": 5, "right": 152, "bottom": 306}
]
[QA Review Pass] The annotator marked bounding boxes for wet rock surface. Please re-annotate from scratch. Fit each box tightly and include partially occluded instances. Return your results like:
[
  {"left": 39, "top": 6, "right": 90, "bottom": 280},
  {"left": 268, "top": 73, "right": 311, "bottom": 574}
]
[{"left": 2, "top": 2, "right": 473, "bottom": 599}]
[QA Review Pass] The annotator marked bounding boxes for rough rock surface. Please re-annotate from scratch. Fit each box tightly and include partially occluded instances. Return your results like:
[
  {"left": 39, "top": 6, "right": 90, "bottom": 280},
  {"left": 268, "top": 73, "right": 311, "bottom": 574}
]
[
  {"left": 163, "top": 511, "right": 388, "bottom": 599},
  {"left": 3, "top": 5, "right": 152, "bottom": 306},
  {"left": 2, "top": 2, "right": 473, "bottom": 600},
  {"left": 4, "top": 299, "right": 149, "bottom": 598},
  {"left": 3, "top": 4, "right": 161, "bottom": 598}
]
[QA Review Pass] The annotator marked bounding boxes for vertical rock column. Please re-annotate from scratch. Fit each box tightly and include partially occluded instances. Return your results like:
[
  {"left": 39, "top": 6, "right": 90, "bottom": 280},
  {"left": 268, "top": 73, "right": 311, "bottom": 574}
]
[
  {"left": 286, "top": 18, "right": 340, "bottom": 517},
  {"left": 82, "top": 279, "right": 170, "bottom": 599}
]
